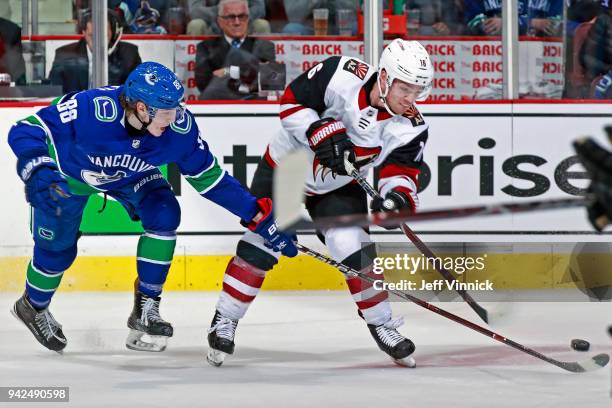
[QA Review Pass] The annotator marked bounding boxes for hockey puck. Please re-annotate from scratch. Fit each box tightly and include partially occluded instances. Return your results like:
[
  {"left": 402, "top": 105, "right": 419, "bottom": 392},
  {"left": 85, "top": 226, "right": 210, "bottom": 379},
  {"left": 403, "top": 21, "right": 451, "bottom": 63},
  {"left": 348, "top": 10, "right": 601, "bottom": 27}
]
[{"left": 571, "top": 339, "right": 590, "bottom": 351}]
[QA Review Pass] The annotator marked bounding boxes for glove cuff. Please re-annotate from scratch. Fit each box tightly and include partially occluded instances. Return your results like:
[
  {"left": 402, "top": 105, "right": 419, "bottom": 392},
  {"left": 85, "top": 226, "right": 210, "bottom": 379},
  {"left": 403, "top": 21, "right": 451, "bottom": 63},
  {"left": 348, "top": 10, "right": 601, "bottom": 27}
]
[
  {"left": 17, "top": 155, "right": 57, "bottom": 182},
  {"left": 306, "top": 118, "right": 347, "bottom": 149},
  {"left": 246, "top": 197, "right": 273, "bottom": 232}
]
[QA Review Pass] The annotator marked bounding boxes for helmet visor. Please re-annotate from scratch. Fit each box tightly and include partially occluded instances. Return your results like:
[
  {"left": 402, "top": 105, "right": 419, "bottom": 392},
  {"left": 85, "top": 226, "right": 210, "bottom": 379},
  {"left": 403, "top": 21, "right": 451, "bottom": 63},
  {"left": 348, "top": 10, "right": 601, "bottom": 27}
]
[
  {"left": 391, "top": 79, "right": 427, "bottom": 99},
  {"left": 147, "top": 102, "right": 186, "bottom": 124}
]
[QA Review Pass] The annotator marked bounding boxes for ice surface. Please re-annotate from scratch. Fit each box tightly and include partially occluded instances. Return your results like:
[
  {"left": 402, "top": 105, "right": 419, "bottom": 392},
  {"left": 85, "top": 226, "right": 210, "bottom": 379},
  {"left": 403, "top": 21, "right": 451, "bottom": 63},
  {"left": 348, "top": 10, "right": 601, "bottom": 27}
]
[{"left": 1, "top": 292, "right": 610, "bottom": 408}]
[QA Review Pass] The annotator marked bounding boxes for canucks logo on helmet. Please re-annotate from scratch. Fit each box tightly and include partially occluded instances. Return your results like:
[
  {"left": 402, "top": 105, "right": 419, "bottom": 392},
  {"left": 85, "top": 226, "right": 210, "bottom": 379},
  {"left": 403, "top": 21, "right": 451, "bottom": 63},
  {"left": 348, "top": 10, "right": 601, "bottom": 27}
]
[{"left": 124, "top": 62, "right": 185, "bottom": 121}]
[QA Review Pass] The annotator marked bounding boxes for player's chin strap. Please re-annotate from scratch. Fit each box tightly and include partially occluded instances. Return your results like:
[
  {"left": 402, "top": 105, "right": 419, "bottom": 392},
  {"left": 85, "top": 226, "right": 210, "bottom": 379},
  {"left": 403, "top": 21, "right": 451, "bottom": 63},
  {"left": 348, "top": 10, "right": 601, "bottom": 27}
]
[
  {"left": 376, "top": 70, "right": 401, "bottom": 117},
  {"left": 129, "top": 111, "right": 152, "bottom": 136}
]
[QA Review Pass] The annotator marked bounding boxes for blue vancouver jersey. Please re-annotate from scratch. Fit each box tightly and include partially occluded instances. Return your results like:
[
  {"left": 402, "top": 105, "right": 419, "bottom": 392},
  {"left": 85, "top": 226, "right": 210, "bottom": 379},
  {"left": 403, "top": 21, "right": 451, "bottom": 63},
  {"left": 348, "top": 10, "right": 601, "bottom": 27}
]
[{"left": 8, "top": 85, "right": 258, "bottom": 221}]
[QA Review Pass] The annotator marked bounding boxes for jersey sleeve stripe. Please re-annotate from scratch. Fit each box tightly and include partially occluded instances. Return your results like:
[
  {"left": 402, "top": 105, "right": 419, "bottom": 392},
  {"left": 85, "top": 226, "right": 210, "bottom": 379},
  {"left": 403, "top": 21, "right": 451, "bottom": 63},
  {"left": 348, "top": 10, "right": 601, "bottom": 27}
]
[
  {"left": 279, "top": 105, "right": 306, "bottom": 119},
  {"left": 379, "top": 163, "right": 420, "bottom": 182},
  {"left": 184, "top": 157, "right": 226, "bottom": 194},
  {"left": 199, "top": 169, "right": 226, "bottom": 195}
]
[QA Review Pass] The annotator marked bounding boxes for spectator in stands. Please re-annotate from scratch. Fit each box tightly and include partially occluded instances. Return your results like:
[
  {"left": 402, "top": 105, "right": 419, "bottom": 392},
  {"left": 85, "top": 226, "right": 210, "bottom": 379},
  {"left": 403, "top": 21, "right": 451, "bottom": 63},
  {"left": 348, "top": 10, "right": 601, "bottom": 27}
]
[
  {"left": 187, "top": 0, "right": 271, "bottom": 34},
  {"left": 48, "top": 9, "right": 142, "bottom": 93},
  {"left": 527, "top": 0, "right": 563, "bottom": 36},
  {"left": 0, "top": 16, "right": 26, "bottom": 84},
  {"left": 580, "top": 1, "right": 611, "bottom": 98},
  {"left": 405, "top": 0, "right": 464, "bottom": 36},
  {"left": 464, "top": 0, "right": 561, "bottom": 36},
  {"left": 195, "top": 0, "right": 275, "bottom": 99}
]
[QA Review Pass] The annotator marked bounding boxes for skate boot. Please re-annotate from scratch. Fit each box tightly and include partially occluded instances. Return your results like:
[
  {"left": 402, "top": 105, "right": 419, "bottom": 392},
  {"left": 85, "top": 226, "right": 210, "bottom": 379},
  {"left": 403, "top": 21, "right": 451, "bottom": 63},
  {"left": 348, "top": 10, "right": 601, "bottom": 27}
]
[
  {"left": 206, "top": 310, "right": 239, "bottom": 367},
  {"left": 126, "top": 291, "right": 173, "bottom": 352},
  {"left": 11, "top": 292, "right": 66, "bottom": 353},
  {"left": 367, "top": 317, "right": 416, "bottom": 367}
]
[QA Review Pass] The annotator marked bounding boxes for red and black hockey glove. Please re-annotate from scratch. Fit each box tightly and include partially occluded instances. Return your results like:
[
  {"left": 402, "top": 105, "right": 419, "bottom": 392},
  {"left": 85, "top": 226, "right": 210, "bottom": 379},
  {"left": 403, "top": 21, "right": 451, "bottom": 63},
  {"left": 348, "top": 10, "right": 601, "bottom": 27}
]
[
  {"left": 371, "top": 188, "right": 417, "bottom": 213},
  {"left": 306, "top": 118, "right": 355, "bottom": 176},
  {"left": 370, "top": 187, "right": 418, "bottom": 230},
  {"left": 574, "top": 131, "right": 612, "bottom": 231},
  {"left": 246, "top": 198, "right": 298, "bottom": 257}
]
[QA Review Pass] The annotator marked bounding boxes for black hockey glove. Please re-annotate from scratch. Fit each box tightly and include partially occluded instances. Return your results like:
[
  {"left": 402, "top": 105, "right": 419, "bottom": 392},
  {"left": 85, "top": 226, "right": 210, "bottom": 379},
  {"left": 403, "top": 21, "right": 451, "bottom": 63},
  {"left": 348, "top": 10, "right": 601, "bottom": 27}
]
[
  {"left": 574, "top": 131, "right": 612, "bottom": 231},
  {"left": 17, "top": 155, "right": 71, "bottom": 216},
  {"left": 370, "top": 187, "right": 418, "bottom": 230},
  {"left": 371, "top": 187, "right": 418, "bottom": 213},
  {"left": 306, "top": 118, "right": 355, "bottom": 176}
]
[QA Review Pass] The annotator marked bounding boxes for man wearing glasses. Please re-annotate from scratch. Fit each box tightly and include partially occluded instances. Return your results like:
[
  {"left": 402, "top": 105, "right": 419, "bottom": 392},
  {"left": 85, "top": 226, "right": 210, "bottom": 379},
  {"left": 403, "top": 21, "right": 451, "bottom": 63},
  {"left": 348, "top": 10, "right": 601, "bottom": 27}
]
[{"left": 194, "top": 0, "right": 276, "bottom": 99}]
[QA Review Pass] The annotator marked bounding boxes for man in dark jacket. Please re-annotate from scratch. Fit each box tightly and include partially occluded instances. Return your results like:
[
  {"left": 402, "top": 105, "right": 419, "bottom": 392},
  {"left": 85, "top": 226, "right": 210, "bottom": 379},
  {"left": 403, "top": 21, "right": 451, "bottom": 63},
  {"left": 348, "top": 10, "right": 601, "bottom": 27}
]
[
  {"left": 0, "top": 16, "right": 26, "bottom": 84},
  {"left": 194, "top": 0, "right": 275, "bottom": 99},
  {"left": 48, "top": 9, "right": 141, "bottom": 93}
]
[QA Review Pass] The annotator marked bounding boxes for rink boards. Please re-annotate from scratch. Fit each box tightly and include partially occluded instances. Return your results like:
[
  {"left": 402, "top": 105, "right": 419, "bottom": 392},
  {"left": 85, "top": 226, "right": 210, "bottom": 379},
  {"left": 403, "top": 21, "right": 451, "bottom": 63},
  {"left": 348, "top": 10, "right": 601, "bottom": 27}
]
[{"left": 0, "top": 102, "right": 610, "bottom": 291}]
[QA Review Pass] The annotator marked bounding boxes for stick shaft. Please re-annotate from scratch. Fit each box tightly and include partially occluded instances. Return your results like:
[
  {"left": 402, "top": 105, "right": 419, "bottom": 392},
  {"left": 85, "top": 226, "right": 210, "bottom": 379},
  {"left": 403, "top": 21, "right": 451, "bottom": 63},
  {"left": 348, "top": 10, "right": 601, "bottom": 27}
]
[
  {"left": 344, "top": 158, "right": 488, "bottom": 322},
  {"left": 297, "top": 243, "right": 602, "bottom": 372}
]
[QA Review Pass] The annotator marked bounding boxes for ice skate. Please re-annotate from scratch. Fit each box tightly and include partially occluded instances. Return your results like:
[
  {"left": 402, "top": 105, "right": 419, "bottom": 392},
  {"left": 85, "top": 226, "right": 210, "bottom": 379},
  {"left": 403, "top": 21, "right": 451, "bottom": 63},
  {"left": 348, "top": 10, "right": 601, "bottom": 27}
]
[
  {"left": 206, "top": 310, "right": 239, "bottom": 367},
  {"left": 368, "top": 317, "right": 416, "bottom": 367},
  {"left": 11, "top": 292, "right": 66, "bottom": 353},
  {"left": 126, "top": 291, "right": 173, "bottom": 352}
]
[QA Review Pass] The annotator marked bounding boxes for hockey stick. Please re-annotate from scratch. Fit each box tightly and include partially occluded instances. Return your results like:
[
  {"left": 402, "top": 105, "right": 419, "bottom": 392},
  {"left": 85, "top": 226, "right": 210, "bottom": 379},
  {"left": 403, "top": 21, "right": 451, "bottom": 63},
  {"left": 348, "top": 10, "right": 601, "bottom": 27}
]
[
  {"left": 297, "top": 243, "right": 610, "bottom": 373},
  {"left": 343, "top": 154, "right": 490, "bottom": 324},
  {"left": 273, "top": 150, "right": 588, "bottom": 231},
  {"left": 285, "top": 197, "right": 588, "bottom": 230}
]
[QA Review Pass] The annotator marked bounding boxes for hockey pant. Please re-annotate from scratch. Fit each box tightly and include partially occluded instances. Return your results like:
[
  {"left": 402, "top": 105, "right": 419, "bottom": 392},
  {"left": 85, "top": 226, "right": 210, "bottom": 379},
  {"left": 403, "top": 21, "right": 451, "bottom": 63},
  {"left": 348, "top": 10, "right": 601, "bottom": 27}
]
[{"left": 25, "top": 169, "right": 179, "bottom": 309}]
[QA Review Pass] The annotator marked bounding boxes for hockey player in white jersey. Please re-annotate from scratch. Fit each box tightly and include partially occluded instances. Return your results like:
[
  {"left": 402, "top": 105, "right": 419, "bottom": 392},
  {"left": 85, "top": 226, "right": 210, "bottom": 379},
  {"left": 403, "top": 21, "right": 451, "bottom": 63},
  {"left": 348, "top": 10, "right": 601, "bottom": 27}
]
[{"left": 207, "top": 39, "right": 434, "bottom": 367}]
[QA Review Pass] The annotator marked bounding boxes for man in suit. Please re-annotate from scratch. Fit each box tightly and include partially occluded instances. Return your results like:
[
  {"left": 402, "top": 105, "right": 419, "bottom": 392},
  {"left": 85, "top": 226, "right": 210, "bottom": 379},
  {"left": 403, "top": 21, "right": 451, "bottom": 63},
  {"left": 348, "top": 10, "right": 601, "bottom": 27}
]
[
  {"left": 195, "top": 0, "right": 275, "bottom": 99},
  {"left": 0, "top": 16, "right": 26, "bottom": 84},
  {"left": 48, "top": 9, "right": 142, "bottom": 93}
]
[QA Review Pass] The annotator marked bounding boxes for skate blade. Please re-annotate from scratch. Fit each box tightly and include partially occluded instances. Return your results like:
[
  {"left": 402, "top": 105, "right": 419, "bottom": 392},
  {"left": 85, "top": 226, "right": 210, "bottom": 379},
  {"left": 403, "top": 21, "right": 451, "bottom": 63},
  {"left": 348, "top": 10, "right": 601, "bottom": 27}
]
[
  {"left": 10, "top": 307, "right": 65, "bottom": 355},
  {"left": 125, "top": 329, "right": 168, "bottom": 352},
  {"left": 393, "top": 356, "right": 416, "bottom": 368},
  {"left": 206, "top": 348, "right": 227, "bottom": 367}
]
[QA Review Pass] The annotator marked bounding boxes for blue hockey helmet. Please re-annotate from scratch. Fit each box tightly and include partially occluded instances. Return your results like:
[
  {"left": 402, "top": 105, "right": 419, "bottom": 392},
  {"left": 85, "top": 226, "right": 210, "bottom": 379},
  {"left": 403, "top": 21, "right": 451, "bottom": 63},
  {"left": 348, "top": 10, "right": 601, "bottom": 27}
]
[{"left": 124, "top": 61, "right": 185, "bottom": 120}]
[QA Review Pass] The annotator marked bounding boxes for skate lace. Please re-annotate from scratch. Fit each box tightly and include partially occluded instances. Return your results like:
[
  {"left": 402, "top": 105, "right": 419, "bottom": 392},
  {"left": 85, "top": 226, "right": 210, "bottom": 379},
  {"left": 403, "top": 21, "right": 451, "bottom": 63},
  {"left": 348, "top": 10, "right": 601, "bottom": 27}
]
[
  {"left": 375, "top": 317, "right": 406, "bottom": 348},
  {"left": 34, "top": 309, "right": 62, "bottom": 340},
  {"left": 207, "top": 315, "right": 237, "bottom": 340},
  {"left": 141, "top": 297, "right": 163, "bottom": 325}
]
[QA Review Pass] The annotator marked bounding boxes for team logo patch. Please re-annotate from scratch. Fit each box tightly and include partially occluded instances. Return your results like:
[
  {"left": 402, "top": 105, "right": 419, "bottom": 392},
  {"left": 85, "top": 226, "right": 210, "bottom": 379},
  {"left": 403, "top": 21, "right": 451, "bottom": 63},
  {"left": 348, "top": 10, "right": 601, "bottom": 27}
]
[
  {"left": 132, "top": 139, "right": 141, "bottom": 149},
  {"left": 93, "top": 96, "right": 118, "bottom": 122},
  {"left": 343, "top": 59, "right": 368, "bottom": 80},
  {"left": 37, "top": 227, "right": 55, "bottom": 241},
  {"left": 81, "top": 169, "right": 127, "bottom": 186},
  {"left": 403, "top": 104, "right": 425, "bottom": 127}
]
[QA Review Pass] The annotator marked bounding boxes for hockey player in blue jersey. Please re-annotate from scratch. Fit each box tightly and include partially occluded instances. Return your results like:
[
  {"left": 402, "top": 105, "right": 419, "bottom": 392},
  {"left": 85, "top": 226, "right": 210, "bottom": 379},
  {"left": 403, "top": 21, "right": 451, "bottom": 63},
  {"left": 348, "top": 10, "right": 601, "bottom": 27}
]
[{"left": 8, "top": 61, "right": 297, "bottom": 353}]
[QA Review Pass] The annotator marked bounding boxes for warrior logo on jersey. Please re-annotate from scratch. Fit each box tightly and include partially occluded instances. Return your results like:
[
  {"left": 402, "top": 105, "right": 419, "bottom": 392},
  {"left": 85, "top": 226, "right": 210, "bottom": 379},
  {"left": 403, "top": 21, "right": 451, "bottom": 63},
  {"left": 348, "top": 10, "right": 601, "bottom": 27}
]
[
  {"left": 343, "top": 59, "right": 368, "bottom": 80},
  {"left": 403, "top": 104, "right": 425, "bottom": 127}
]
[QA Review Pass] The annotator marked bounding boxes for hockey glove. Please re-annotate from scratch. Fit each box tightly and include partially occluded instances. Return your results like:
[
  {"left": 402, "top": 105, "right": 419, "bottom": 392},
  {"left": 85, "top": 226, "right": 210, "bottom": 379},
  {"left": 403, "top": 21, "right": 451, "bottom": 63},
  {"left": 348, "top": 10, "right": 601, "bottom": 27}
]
[
  {"left": 574, "top": 137, "right": 612, "bottom": 231},
  {"left": 370, "top": 188, "right": 418, "bottom": 230},
  {"left": 17, "top": 155, "right": 71, "bottom": 216},
  {"left": 246, "top": 198, "right": 298, "bottom": 257},
  {"left": 306, "top": 118, "right": 355, "bottom": 176}
]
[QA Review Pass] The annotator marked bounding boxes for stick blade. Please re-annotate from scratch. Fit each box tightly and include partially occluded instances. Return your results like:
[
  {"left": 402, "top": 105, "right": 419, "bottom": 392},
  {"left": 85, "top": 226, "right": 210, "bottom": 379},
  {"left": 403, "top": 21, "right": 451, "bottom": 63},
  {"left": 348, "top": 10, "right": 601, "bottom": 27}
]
[
  {"left": 560, "top": 353, "right": 610, "bottom": 373},
  {"left": 274, "top": 150, "right": 309, "bottom": 231},
  {"left": 471, "top": 302, "right": 489, "bottom": 324}
]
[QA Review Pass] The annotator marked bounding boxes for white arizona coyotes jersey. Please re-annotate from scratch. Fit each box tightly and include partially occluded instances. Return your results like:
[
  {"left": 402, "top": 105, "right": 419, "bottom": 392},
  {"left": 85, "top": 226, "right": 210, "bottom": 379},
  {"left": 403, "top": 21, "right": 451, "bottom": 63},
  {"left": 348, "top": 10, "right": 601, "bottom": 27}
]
[{"left": 266, "top": 56, "right": 429, "bottom": 197}]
